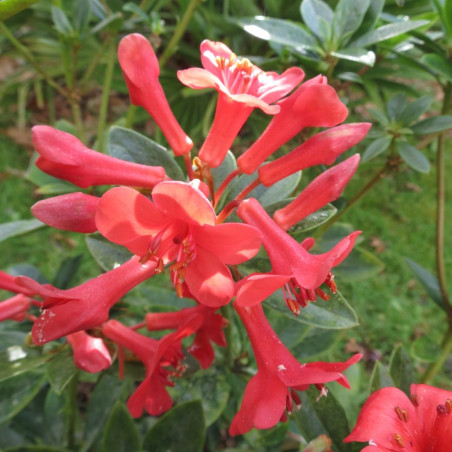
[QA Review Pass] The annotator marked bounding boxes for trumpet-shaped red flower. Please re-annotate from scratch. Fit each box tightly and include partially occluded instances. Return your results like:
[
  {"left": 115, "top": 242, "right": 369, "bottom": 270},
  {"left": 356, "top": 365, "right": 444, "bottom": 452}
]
[
  {"left": 67, "top": 331, "right": 112, "bottom": 373},
  {"left": 16, "top": 257, "right": 158, "bottom": 344},
  {"left": 145, "top": 304, "right": 227, "bottom": 369},
  {"left": 273, "top": 154, "right": 361, "bottom": 231},
  {"left": 344, "top": 384, "right": 452, "bottom": 451},
  {"left": 32, "top": 192, "right": 99, "bottom": 233},
  {"left": 95, "top": 181, "right": 262, "bottom": 307},
  {"left": 0, "top": 294, "right": 33, "bottom": 322},
  {"left": 237, "top": 198, "right": 359, "bottom": 313},
  {"left": 230, "top": 302, "right": 361, "bottom": 435},
  {"left": 258, "top": 123, "right": 371, "bottom": 187},
  {"left": 237, "top": 75, "right": 349, "bottom": 174},
  {"left": 32, "top": 126, "right": 167, "bottom": 188},
  {"left": 103, "top": 317, "right": 202, "bottom": 417},
  {"left": 118, "top": 34, "right": 193, "bottom": 156},
  {"left": 0, "top": 270, "right": 34, "bottom": 296},
  {"left": 178, "top": 40, "right": 304, "bottom": 168}
]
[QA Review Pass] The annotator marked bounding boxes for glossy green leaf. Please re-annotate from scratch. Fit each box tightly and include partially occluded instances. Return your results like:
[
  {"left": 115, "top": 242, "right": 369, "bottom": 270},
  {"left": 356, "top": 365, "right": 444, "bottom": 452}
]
[
  {"left": 86, "top": 234, "right": 132, "bottom": 271},
  {"left": 102, "top": 401, "right": 141, "bottom": 452},
  {"left": 73, "top": 0, "right": 92, "bottom": 35},
  {"left": 397, "top": 141, "right": 430, "bottom": 173},
  {"left": 108, "top": 126, "right": 184, "bottom": 181},
  {"left": 292, "top": 386, "right": 352, "bottom": 452},
  {"left": 352, "top": 0, "right": 384, "bottom": 38},
  {"left": 237, "top": 16, "right": 318, "bottom": 50},
  {"left": 420, "top": 53, "right": 452, "bottom": 83},
  {"left": 0, "top": 0, "right": 40, "bottom": 21},
  {"left": 244, "top": 422, "right": 289, "bottom": 449},
  {"left": 368, "top": 107, "right": 389, "bottom": 126},
  {"left": 362, "top": 136, "right": 392, "bottom": 162},
  {"left": 330, "top": 48, "right": 375, "bottom": 66},
  {"left": 53, "top": 255, "right": 83, "bottom": 289},
  {"left": 265, "top": 290, "right": 358, "bottom": 329},
  {"left": 334, "top": 247, "right": 385, "bottom": 282},
  {"left": 51, "top": 6, "right": 73, "bottom": 36},
  {"left": 142, "top": 400, "right": 206, "bottom": 452},
  {"left": 411, "top": 115, "right": 452, "bottom": 135},
  {"left": 46, "top": 351, "right": 78, "bottom": 395},
  {"left": 89, "top": 12, "right": 123, "bottom": 35},
  {"left": 332, "top": 0, "right": 370, "bottom": 46},
  {"left": 351, "top": 20, "right": 429, "bottom": 47},
  {"left": 369, "top": 361, "right": 394, "bottom": 394},
  {"left": 386, "top": 93, "right": 407, "bottom": 121},
  {"left": 291, "top": 328, "right": 340, "bottom": 359},
  {"left": 410, "top": 336, "right": 442, "bottom": 363},
  {"left": 405, "top": 258, "right": 444, "bottom": 310},
  {"left": 0, "top": 219, "right": 44, "bottom": 243},
  {"left": 0, "top": 371, "right": 46, "bottom": 424},
  {"left": 44, "top": 389, "right": 69, "bottom": 446},
  {"left": 169, "top": 368, "right": 230, "bottom": 426},
  {"left": 0, "top": 346, "right": 48, "bottom": 382},
  {"left": 389, "top": 344, "right": 415, "bottom": 395},
  {"left": 210, "top": 150, "right": 237, "bottom": 193},
  {"left": 398, "top": 95, "right": 433, "bottom": 126},
  {"left": 258, "top": 171, "right": 301, "bottom": 207},
  {"left": 300, "top": 0, "right": 333, "bottom": 40}
]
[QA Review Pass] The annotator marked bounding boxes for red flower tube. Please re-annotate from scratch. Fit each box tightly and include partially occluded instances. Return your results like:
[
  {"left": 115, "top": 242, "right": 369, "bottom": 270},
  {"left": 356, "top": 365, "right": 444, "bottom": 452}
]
[
  {"left": 67, "top": 330, "right": 112, "bottom": 373},
  {"left": 118, "top": 33, "right": 193, "bottom": 156},
  {"left": 178, "top": 40, "right": 304, "bottom": 168},
  {"left": 15, "top": 256, "right": 158, "bottom": 344},
  {"left": 0, "top": 294, "right": 32, "bottom": 322},
  {"left": 0, "top": 270, "right": 34, "bottom": 296},
  {"left": 32, "top": 126, "right": 167, "bottom": 188},
  {"left": 344, "top": 384, "right": 452, "bottom": 451},
  {"left": 273, "top": 154, "right": 361, "bottom": 231},
  {"left": 230, "top": 301, "right": 361, "bottom": 435},
  {"left": 237, "top": 75, "right": 349, "bottom": 174}
]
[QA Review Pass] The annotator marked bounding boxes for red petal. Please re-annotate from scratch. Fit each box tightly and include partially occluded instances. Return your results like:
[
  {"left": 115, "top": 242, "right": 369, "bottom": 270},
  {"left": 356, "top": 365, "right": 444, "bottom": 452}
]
[{"left": 235, "top": 273, "right": 289, "bottom": 307}]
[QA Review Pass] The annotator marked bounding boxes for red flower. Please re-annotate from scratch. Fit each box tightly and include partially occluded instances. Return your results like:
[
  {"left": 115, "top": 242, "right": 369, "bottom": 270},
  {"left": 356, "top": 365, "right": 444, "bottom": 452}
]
[
  {"left": 273, "top": 154, "right": 361, "bottom": 231},
  {"left": 236, "top": 198, "right": 359, "bottom": 313},
  {"left": 95, "top": 181, "right": 262, "bottom": 307},
  {"left": 145, "top": 304, "right": 227, "bottom": 369},
  {"left": 32, "top": 126, "right": 167, "bottom": 188},
  {"left": 16, "top": 257, "right": 158, "bottom": 344},
  {"left": 230, "top": 302, "right": 361, "bottom": 435},
  {"left": 102, "top": 316, "right": 201, "bottom": 417},
  {"left": 237, "top": 75, "right": 349, "bottom": 175},
  {"left": 344, "top": 384, "right": 452, "bottom": 451},
  {"left": 118, "top": 34, "right": 193, "bottom": 156},
  {"left": 178, "top": 40, "right": 304, "bottom": 168},
  {"left": 32, "top": 192, "right": 99, "bottom": 233},
  {"left": 0, "top": 294, "right": 32, "bottom": 322},
  {"left": 0, "top": 270, "right": 34, "bottom": 296},
  {"left": 67, "top": 330, "right": 112, "bottom": 373}
]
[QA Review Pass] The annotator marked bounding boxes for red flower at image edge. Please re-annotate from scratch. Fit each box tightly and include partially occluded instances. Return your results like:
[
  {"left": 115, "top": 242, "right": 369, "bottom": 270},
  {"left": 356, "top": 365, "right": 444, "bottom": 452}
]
[
  {"left": 95, "top": 181, "right": 262, "bottom": 307},
  {"left": 230, "top": 301, "right": 361, "bottom": 436},
  {"left": 344, "top": 384, "right": 452, "bottom": 451}
]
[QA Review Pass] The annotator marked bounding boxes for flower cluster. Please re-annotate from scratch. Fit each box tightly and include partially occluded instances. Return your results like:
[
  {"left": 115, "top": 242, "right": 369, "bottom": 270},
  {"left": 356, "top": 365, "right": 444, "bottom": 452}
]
[{"left": 0, "top": 34, "right": 371, "bottom": 435}]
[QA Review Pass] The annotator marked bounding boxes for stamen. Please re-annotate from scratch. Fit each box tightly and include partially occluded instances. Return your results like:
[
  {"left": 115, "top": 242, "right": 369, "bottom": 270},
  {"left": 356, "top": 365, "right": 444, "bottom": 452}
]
[
  {"left": 286, "top": 394, "right": 293, "bottom": 414},
  {"left": 410, "top": 393, "right": 419, "bottom": 407},
  {"left": 393, "top": 433, "right": 405, "bottom": 448},
  {"left": 394, "top": 406, "right": 404, "bottom": 421},
  {"left": 290, "top": 389, "right": 302, "bottom": 409},
  {"left": 315, "top": 288, "right": 330, "bottom": 301},
  {"left": 446, "top": 399, "right": 452, "bottom": 413}
]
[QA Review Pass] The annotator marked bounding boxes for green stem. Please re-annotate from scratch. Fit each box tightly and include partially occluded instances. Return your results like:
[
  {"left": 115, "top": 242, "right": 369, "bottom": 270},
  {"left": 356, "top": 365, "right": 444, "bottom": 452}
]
[
  {"left": 97, "top": 38, "right": 116, "bottom": 152},
  {"left": 158, "top": 0, "right": 203, "bottom": 67},
  {"left": 421, "top": 328, "right": 452, "bottom": 384},
  {"left": 66, "top": 372, "right": 79, "bottom": 450},
  {"left": 220, "top": 304, "right": 234, "bottom": 369},
  {"left": 0, "top": 22, "right": 66, "bottom": 97}
]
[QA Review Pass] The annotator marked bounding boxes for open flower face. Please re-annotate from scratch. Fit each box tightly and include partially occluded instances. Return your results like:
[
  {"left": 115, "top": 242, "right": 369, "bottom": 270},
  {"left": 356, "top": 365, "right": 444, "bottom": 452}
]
[{"left": 344, "top": 384, "right": 452, "bottom": 451}]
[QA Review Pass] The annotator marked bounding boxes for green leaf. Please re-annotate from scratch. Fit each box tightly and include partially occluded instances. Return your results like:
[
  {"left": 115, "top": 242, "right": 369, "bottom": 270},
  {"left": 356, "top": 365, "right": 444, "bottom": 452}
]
[
  {"left": 411, "top": 115, "right": 452, "bottom": 134},
  {"left": 265, "top": 290, "right": 359, "bottom": 329},
  {"left": 0, "top": 0, "right": 40, "bottom": 21},
  {"left": 368, "top": 108, "right": 389, "bottom": 126},
  {"left": 398, "top": 95, "right": 433, "bottom": 126},
  {"left": 73, "top": 0, "right": 92, "bottom": 35},
  {"left": 169, "top": 367, "right": 230, "bottom": 426},
  {"left": 334, "top": 247, "right": 385, "bottom": 282},
  {"left": 362, "top": 136, "right": 392, "bottom": 162},
  {"left": 330, "top": 48, "right": 375, "bottom": 66},
  {"left": 51, "top": 6, "right": 74, "bottom": 36},
  {"left": 46, "top": 351, "right": 78, "bottom": 395},
  {"left": 291, "top": 328, "right": 340, "bottom": 359},
  {"left": 0, "top": 219, "right": 44, "bottom": 243},
  {"left": 445, "top": 0, "right": 452, "bottom": 38},
  {"left": 123, "top": 2, "right": 151, "bottom": 24},
  {"left": 4, "top": 447, "right": 71, "bottom": 452},
  {"left": 44, "top": 389, "right": 69, "bottom": 446},
  {"left": 410, "top": 336, "right": 442, "bottom": 363},
  {"left": 332, "top": 0, "right": 370, "bottom": 46},
  {"left": 369, "top": 361, "right": 394, "bottom": 394},
  {"left": 0, "top": 371, "right": 46, "bottom": 424},
  {"left": 389, "top": 344, "right": 415, "bottom": 395},
  {"left": 292, "top": 386, "right": 352, "bottom": 452},
  {"left": 53, "top": 255, "right": 83, "bottom": 289},
  {"left": 102, "top": 401, "right": 141, "bottom": 452},
  {"left": 352, "top": 0, "right": 384, "bottom": 38},
  {"left": 108, "top": 126, "right": 184, "bottom": 181},
  {"left": 420, "top": 53, "right": 452, "bottom": 83},
  {"left": 210, "top": 150, "right": 237, "bottom": 193},
  {"left": 258, "top": 171, "right": 301, "bottom": 207},
  {"left": 86, "top": 234, "right": 132, "bottom": 271},
  {"left": 237, "top": 16, "right": 318, "bottom": 51},
  {"left": 386, "top": 93, "right": 407, "bottom": 121},
  {"left": 405, "top": 258, "right": 444, "bottom": 310},
  {"left": 397, "top": 141, "right": 430, "bottom": 173},
  {"left": 142, "top": 400, "right": 206, "bottom": 452},
  {"left": 300, "top": 0, "right": 333, "bottom": 40},
  {"left": 89, "top": 12, "right": 123, "bottom": 35},
  {"left": 0, "top": 346, "right": 48, "bottom": 382},
  {"left": 244, "top": 422, "right": 289, "bottom": 449},
  {"left": 351, "top": 20, "right": 429, "bottom": 47}
]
